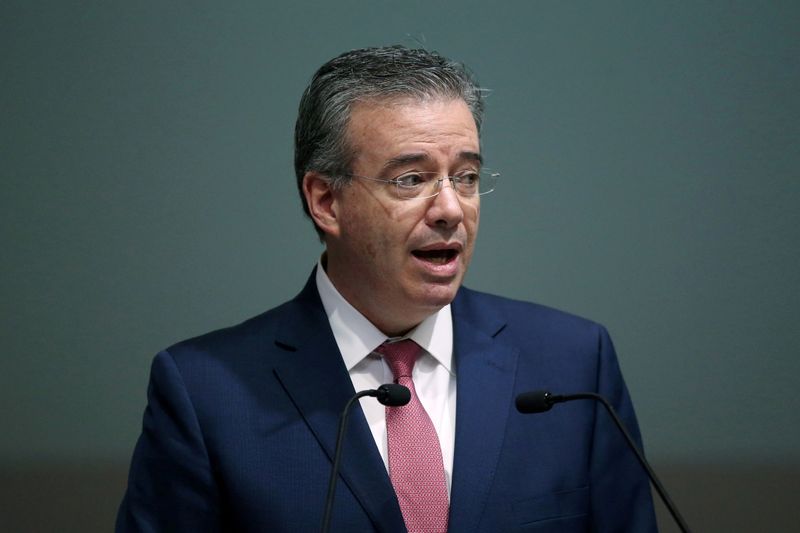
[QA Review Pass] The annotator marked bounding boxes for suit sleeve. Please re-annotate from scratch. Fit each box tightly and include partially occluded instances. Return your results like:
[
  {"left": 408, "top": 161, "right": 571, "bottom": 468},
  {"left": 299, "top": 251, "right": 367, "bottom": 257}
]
[
  {"left": 589, "top": 326, "right": 658, "bottom": 532},
  {"left": 116, "top": 350, "right": 222, "bottom": 532}
]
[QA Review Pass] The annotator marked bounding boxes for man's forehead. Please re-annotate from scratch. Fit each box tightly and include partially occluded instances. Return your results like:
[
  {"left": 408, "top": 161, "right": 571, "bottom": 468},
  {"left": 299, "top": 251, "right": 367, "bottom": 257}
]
[{"left": 346, "top": 97, "right": 480, "bottom": 163}]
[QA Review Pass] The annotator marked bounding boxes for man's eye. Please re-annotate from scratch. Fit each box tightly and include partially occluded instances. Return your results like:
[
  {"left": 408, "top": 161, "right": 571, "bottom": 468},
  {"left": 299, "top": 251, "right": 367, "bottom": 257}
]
[
  {"left": 457, "top": 172, "right": 480, "bottom": 186},
  {"left": 394, "top": 173, "right": 427, "bottom": 188}
]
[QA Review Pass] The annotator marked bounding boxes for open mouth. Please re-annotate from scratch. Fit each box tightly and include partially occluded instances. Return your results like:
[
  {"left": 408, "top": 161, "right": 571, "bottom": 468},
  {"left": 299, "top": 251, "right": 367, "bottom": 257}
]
[{"left": 412, "top": 249, "right": 458, "bottom": 265}]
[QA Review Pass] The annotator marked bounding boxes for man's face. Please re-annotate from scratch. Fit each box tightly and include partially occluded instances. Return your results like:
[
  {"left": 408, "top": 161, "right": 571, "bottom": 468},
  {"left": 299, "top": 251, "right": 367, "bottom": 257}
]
[{"left": 324, "top": 98, "right": 481, "bottom": 335}]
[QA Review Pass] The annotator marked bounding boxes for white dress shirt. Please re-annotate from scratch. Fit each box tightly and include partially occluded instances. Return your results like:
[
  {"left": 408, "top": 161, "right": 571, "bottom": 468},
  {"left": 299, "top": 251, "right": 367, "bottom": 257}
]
[{"left": 315, "top": 261, "right": 457, "bottom": 494}]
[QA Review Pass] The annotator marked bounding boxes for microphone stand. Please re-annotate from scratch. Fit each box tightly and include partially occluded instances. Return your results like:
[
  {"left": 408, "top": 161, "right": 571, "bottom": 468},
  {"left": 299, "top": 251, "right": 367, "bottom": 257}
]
[
  {"left": 321, "top": 390, "right": 374, "bottom": 533},
  {"left": 321, "top": 385, "right": 409, "bottom": 533},
  {"left": 545, "top": 392, "right": 692, "bottom": 533}
]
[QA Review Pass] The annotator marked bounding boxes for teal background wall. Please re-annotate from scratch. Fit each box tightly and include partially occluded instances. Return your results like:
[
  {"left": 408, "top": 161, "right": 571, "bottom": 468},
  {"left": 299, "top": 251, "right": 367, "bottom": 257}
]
[{"left": 3, "top": 1, "right": 798, "bottom": 530}]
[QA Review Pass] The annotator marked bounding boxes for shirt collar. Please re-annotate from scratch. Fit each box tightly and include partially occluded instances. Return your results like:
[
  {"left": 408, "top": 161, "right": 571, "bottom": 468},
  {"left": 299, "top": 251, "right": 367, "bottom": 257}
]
[{"left": 315, "top": 257, "right": 453, "bottom": 373}]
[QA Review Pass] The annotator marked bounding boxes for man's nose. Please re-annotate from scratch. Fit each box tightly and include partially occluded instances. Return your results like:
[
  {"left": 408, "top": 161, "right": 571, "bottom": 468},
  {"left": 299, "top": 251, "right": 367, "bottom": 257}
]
[{"left": 426, "top": 178, "right": 464, "bottom": 228}]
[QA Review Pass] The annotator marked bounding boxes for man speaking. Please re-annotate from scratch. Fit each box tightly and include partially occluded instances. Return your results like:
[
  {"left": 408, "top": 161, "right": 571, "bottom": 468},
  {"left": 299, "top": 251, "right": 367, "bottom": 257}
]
[{"left": 117, "top": 46, "right": 657, "bottom": 532}]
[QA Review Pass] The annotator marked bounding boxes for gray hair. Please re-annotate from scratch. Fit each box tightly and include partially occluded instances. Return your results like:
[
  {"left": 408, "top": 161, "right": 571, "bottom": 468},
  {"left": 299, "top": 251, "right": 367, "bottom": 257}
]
[{"left": 294, "top": 45, "right": 485, "bottom": 238}]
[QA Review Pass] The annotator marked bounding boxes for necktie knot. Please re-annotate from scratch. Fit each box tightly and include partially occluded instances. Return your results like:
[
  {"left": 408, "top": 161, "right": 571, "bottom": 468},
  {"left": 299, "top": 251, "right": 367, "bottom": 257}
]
[{"left": 375, "top": 339, "right": 421, "bottom": 381}]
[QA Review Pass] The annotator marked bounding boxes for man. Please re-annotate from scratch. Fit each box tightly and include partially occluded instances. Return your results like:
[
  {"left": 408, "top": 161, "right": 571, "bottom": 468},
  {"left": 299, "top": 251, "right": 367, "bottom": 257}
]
[{"left": 117, "top": 46, "right": 657, "bottom": 532}]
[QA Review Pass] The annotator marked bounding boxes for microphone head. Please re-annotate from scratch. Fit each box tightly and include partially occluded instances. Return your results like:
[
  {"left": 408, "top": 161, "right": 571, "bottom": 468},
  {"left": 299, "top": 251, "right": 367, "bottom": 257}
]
[
  {"left": 376, "top": 384, "right": 411, "bottom": 406},
  {"left": 515, "top": 390, "right": 554, "bottom": 414}
]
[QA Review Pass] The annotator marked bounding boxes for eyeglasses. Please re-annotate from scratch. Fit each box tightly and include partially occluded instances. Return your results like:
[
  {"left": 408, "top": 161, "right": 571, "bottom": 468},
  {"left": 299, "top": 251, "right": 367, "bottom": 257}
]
[{"left": 346, "top": 169, "right": 500, "bottom": 200}]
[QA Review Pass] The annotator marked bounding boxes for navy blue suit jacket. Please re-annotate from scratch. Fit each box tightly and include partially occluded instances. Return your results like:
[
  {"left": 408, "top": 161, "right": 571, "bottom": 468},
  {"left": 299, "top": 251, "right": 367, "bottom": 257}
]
[{"left": 117, "top": 272, "right": 656, "bottom": 532}]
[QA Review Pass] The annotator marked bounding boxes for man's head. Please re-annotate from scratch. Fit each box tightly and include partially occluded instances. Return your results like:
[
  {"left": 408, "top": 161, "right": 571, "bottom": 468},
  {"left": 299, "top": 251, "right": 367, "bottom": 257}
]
[
  {"left": 296, "top": 46, "right": 488, "bottom": 335},
  {"left": 295, "top": 45, "right": 485, "bottom": 235}
]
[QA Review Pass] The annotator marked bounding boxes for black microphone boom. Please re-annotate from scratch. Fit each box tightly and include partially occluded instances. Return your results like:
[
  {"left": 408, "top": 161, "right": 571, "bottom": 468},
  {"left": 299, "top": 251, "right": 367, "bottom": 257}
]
[
  {"left": 321, "top": 384, "right": 410, "bottom": 533},
  {"left": 516, "top": 390, "right": 692, "bottom": 533}
]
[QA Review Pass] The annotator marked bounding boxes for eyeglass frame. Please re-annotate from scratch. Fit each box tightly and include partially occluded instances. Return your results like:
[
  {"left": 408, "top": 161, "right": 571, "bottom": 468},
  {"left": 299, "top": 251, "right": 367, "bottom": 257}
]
[{"left": 341, "top": 169, "right": 500, "bottom": 201}]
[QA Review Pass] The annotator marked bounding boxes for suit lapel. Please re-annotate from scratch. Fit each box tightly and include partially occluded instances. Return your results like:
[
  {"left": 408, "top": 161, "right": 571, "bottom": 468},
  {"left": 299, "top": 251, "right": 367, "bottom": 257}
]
[
  {"left": 448, "top": 289, "right": 519, "bottom": 532},
  {"left": 271, "top": 274, "right": 406, "bottom": 533}
]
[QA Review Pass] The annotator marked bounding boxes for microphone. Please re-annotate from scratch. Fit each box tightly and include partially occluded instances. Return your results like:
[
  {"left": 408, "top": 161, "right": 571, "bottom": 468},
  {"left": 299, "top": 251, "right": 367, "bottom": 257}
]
[
  {"left": 516, "top": 390, "right": 692, "bottom": 533},
  {"left": 375, "top": 383, "right": 412, "bottom": 407},
  {"left": 321, "top": 384, "right": 410, "bottom": 533}
]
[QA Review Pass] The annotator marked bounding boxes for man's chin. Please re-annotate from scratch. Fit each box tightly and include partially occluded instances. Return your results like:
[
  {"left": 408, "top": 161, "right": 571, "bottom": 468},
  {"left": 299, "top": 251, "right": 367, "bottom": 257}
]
[{"left": 414, "top": 281, "right": 461, "bottom": 309}]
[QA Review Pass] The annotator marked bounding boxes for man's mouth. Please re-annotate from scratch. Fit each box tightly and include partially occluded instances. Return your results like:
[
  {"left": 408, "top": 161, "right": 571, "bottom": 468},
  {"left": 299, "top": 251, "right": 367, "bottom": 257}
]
[{"left": 411, "top": 249, "right": 459, "bottom": 265}]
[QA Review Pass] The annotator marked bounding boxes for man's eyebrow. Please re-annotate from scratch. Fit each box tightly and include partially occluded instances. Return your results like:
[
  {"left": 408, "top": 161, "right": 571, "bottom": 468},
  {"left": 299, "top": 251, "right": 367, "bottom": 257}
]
[
  {"left": 381, "top": 153, "right": 430, "bottom": 173},
  {"left": 460, "top": 151, "right": 483, "bottom": 165},
  {"left": 380, "top": 151, "right": 484, "bottom": 173}
]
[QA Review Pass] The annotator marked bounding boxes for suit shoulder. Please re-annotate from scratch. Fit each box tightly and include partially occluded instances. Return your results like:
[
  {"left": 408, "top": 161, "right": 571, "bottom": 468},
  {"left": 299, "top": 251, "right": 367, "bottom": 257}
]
[
  {"left": 161, "top": 299, "right": 295, "bottom": 367},
  {"left": 455, "top": 287, "right": 608, "bottom": 340}
]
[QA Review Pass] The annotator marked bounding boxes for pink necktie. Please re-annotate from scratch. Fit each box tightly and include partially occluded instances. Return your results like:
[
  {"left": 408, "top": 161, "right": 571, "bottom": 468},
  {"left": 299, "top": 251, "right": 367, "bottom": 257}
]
[{"left": 376, "top": 339, "right": 449, "bottom": 533}]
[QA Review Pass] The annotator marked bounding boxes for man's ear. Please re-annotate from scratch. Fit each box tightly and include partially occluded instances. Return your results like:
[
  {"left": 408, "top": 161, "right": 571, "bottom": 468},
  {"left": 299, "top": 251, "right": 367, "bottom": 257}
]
[{"left": 302, "top": 171, "right": 341, "bottom": 238}]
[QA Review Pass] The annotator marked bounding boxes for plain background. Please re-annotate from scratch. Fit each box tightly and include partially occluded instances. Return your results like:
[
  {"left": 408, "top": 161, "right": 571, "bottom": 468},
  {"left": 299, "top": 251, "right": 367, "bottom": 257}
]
[{"left": 2, "top": 1, "right": 798, "bottom": 531}]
